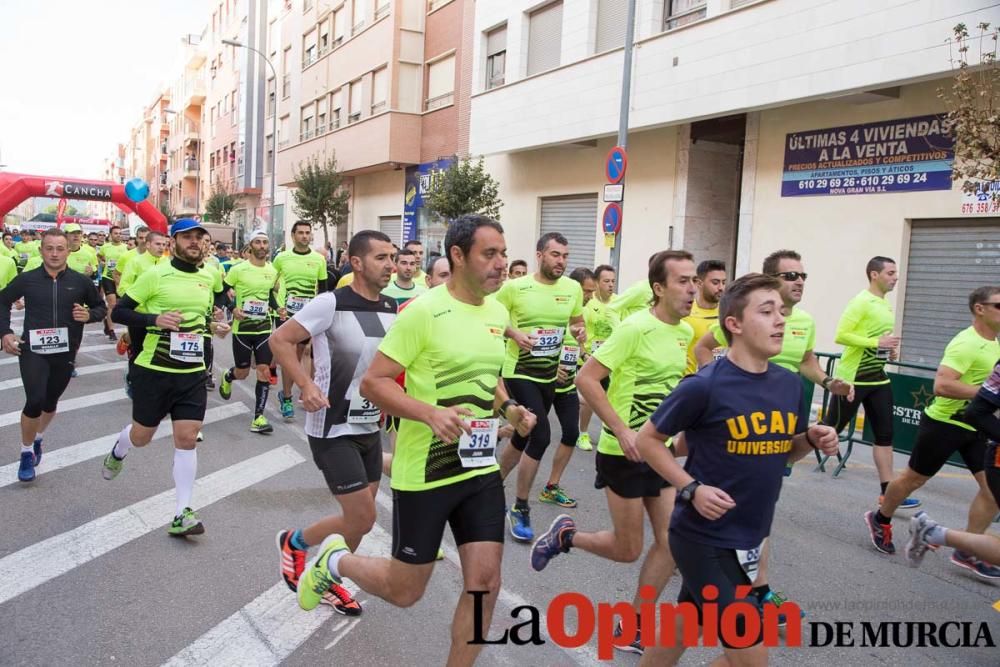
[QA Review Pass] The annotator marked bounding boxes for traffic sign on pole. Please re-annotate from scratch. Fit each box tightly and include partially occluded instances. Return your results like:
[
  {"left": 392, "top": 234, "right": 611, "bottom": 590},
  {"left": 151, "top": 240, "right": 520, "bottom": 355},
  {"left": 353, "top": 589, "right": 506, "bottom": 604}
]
[
  {"left": 602, "top": 203, "right": 622, "bottom": 234},
  {"left": 605, "top": 146, "right": 628, "bottom": 184}
]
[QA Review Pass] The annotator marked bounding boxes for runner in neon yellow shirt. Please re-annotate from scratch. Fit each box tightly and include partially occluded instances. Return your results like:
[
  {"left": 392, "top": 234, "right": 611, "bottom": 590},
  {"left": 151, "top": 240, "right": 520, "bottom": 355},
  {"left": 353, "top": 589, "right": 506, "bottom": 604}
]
[
  {"left": 682, "top": 259, "right": 726, "bottom": 374},
  {"left": 98, "top": 226, "right": 128, "bottom": 342},
  {"left": 868, "top": 286, "right": 1000, "bottom": 576},
  {"left": 532, "top": 250, "right": 696, "bottom": 654},
  {"left": 576, "top": 263, "right": 619, "bottom": 451}
]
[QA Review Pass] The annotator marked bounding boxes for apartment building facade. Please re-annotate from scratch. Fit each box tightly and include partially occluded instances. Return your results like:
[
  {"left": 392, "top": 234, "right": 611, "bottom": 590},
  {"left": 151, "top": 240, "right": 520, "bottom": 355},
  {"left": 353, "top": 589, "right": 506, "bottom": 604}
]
[
  {"left": 164, "top": 35, "right": 208, "bottom": 219},
  {"left": 470, "top": 0, "right": 1000, "bottom": 363},
  {"left": 271, "top": 0, "right": 474, "bottom": 249}
]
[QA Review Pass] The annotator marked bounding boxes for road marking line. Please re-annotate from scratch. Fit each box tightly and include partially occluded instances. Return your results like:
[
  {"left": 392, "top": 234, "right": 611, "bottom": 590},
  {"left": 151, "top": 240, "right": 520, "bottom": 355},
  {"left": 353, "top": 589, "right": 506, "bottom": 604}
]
[
  {"left": 0, "top": 343, "right": 116, "bottom": 366},
  {"left": 0, "top": 403, "right": 250, "bottom": 488},
  {"left": 0, "top": 388, "right": 127, "bottom": 427},
  {"left": 0, "top": 445, "right": 305, "bottom": 605},
  {"left": 163, "top": 525, "right": 390, "bottom": 666},
  {"left": 0, "top": 361, "right": 127, "bottom": 391}
]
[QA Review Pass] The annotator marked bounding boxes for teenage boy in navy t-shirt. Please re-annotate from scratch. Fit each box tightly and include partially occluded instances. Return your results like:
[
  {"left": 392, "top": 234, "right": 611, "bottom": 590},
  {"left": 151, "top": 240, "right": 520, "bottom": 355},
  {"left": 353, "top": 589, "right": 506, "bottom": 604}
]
[{"left": 635, "top": 273, "right": 840, "bottom": 666}]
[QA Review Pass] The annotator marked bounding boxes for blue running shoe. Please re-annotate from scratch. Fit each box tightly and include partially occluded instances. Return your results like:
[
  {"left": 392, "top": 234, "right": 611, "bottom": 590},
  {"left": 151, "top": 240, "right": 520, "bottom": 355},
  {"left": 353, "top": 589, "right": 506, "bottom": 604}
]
[
  {"left": 18, "top": 451, "right": 35, "bottom": 482},
  {"left": 33, "top": 437, "right": 43, "bottom": 466},
  {"left": 531, "top": 514, "right": 575, "bottom": 571},
  {"left": 761, "top": 590, "right": 805, "bottom": 628},
  {"left": 277, "top": 390, "right": 295, "bottom": 422},
  {"left": 508, "top": 506, "right": 533, "bottom": 542},
  {"left": 899, "top": 497, "right": 922, "bottom": 510},
  {"left": 950, "top": 549, "right": 1000, "bottom": 580}
]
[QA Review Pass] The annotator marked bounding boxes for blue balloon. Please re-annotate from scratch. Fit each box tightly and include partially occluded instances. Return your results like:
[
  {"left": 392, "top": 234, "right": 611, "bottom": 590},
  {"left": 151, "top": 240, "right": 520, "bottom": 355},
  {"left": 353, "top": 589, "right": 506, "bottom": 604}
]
[{"left": 124, "top": 178, "right": 150, "bottom": 203}]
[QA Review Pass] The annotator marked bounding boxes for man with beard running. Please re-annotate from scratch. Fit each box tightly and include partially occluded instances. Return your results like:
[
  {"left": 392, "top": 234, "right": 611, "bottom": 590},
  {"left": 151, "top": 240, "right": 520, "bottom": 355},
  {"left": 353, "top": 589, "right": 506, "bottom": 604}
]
[
  {"left": 683, "top": 260, "right": 726, "bottom": 375},
  {"left": 102, "top": 219, "right": 231, "bottom": 536},
  {"left": 496, "top": 232, "right": 586, "bottom": 541},
  {"left": 273, "top": 230, "right": 396, "bottom": 616},
  {"left": 273, "top": 221, "right": 328, "bottom": 421}
]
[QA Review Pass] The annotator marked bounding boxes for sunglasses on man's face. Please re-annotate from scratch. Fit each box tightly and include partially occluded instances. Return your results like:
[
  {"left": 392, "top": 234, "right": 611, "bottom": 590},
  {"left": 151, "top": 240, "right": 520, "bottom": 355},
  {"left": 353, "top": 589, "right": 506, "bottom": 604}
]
[
  {"left": 980, "top": 301, "right": 1000, "bottom": 310},
  {"left": 772, "top": 271, "right": 807, "bottom": 282}
]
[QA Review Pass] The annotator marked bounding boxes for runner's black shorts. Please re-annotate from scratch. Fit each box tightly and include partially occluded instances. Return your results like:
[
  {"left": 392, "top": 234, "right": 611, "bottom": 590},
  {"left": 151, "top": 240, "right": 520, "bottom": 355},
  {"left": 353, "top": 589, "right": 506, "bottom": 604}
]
[
  {"left": 19, "top": 348, "right": 76, "bottom": 418},
  {"left": 308, "top": 432, "right": 382, "bottom": 495},
  {"left": 100, "top": 277, "right": 117, "bottom": 296},
  {"left": 385, "top": 415, "right": 401, "bottom": 433},
  {"left": 670, "top": 531, "right": 766, "bottom": 649},
  {"left": 908, "top": 413, "right": 987, "bottom": 477},
  {"left": 595, "top": 451, "right": 670, "bottom": 498},
  {"left": 232, "top": 332, "right": 273, "bottom": 368},
  {"left": 392, "top": 471, "right": 505, "bottom": 564},
  {"left": 985, "top": 442, "right": 1000, "bottom": 507},
  {"left": 552, "top": 386, "right": 579, "bottom": 446},
  {"left": 821, "top": 382, "right": 894, "bottom": 445},
  {"left": 131, "top": 366, "right": 207, "bottom": 427},
  {"left": 506, "top": 377, "right": 555, "bottom": 460}
]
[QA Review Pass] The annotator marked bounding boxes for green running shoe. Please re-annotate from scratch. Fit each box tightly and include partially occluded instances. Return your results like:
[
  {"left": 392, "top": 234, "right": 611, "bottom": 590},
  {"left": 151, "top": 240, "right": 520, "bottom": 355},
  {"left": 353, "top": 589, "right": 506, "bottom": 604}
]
[
  {"left": 298, "top": 534, "right": 349, "bottom": 611},
  {"left": 576, "top": 433, "right": 593, "bottom": 451},
  {"left": 250, "top": 415, "right": 274, "bottom": 434},
  {"left": 539, "top": 483, "right": 577, "bottom": 508},
  {"left": 219, "top": 373, "right": 232, "bottom": 400},
  {"left": 101, "top": 450, "right": 124, "bottom": 480},
  {"left": 168, "top": 508, "right": 205, "bottom": 537}
]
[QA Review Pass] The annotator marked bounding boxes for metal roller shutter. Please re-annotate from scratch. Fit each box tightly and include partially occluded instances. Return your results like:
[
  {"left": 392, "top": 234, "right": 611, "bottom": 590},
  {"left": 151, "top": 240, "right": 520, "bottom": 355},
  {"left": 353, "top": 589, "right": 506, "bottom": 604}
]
[
  {"left": 595, "top": 0, "right": 627, "bottom": 53},
  {"left": 527, "top": 2, "right": 563, "bottom": 76},
  {"left": 900, "top": 218, "right": 1000, "bottom": 366},
  {"left": 379, "top": 215, "right": 402, "bottom": 246},
  {"left": 540, "top": 194, "right": 598, "bottom": 272}
]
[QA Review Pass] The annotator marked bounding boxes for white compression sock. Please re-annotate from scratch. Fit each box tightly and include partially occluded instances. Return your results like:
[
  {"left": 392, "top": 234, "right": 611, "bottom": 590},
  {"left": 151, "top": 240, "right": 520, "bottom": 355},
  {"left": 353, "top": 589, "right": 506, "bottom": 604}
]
[
  {"left": 173, "top": 448, "right": 198, "bottom": 517},
  {"left": 34, "top": 433, "right": 43, "bottom": 442},
  {"left": 21, "top": 444, "right": 33, "bottom": 455},
  {"left": 112, "top": 424, "right": 134, "bottom": 459}
]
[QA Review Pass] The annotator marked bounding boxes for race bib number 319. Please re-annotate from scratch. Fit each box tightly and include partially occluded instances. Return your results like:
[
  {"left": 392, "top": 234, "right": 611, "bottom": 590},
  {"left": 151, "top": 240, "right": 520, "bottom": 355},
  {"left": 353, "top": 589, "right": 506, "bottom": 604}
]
[{"left": 458, "top": 419, "right": 499, "bottom": 468}]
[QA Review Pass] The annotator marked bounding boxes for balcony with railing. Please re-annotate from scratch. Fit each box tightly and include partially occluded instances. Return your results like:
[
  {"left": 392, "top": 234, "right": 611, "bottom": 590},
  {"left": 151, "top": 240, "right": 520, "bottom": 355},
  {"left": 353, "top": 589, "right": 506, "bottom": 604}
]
[
  {"left": 183, "top": 157, "right": 199, "bottom": 179},
  {"left": 183, "top": 121, "right": 200, "bottom": 144},
  {"left": 184, "top": 80, "right": 206, "bottom": 109}
]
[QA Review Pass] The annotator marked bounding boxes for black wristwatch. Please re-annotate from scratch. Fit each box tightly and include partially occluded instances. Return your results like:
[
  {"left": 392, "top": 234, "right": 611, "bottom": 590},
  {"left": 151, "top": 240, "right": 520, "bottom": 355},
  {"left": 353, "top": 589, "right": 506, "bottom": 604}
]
[
  {"left": 498, "top": 399, "right": 519, "bottom": 419},
  {"left": 821, "top": 376, "right": 833, "bottom": 390},
  {"left": 679, "top": 480, "right": 702, "bottom": 503}
]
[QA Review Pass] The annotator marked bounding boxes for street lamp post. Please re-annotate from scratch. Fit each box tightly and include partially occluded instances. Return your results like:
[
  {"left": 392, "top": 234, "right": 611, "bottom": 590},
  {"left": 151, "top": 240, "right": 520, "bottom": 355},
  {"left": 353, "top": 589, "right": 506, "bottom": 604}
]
[{"left": 223, "top": 38, "right": 279, "bottom": 248}]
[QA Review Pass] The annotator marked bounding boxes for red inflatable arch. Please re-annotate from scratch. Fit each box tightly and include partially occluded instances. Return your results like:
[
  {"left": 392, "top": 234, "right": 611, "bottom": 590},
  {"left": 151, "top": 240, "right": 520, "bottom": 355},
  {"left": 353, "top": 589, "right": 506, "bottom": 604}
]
[{"left": 0, "top": 172, "right": 167, "bottom": 234}]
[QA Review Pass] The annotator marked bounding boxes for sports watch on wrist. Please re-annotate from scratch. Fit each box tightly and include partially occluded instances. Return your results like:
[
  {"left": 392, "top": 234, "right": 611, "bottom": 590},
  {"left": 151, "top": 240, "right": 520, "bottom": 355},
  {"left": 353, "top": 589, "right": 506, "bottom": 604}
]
[{"left": 679, "top": 480, "right": 702, "bottom": 503}]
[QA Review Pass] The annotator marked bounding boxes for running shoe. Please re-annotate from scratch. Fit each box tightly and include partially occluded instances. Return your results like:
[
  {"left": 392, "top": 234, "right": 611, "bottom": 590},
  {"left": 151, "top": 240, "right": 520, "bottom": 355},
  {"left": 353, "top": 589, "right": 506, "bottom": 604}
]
[
  {"left": 101, "top": 450, "right": 124, "bottom": 480},
  {"left": 508, "top": 506, "right": 534, "bottom": 542},
  {"left": 950, "top": 549, "right": 1000, "bottom": 580},
  {"left": 168, "top": 507, "right": 205, "bottom": 537},
  {"left": 196, "top": 431, "right": 204, "bottom": 443},
  {"left": 269, "top": 367, "right": 278, "bottom": 386},
  {"left": 32, "top": 437, "right": 43, "bottom": 466},
  {"left": 298, "top": 534, "right": 349, "bottom": 611},
  {"left": 321, "top": 583, "right": 363, "bottom": 616},
  {"left": 531, "top": 514, "right": 575, "bottom": 571},
  {"left": 538, "top": 484, "right": 577, "bottom": 508},
  {"left": 250, "top": 415, "right": 274, "bottom": 434},
  {"left": 576, "top": 433, "right": 593, "bottom": 451},
  {"left": 276, "top": 529, "right": 307, "bottom": 592},
  {"left": 760, "top": 590, "right": 805, "bottom": 628},
  {"left": 863, "top": 510, "right": 895, "bottom": 554},
  {"left": 904, "top": 511, "right": 939, "bottom": 568},
  {"left": 205, "top": 374, "right": 215, "bottom": 390},
  {"left": 613, "top": 622, "right": 643, "bottom": 655},
  {"left": 783, "top": 463, "right": 794, "bottom": 477},
  {"left": 17, "top": 451, "right": 35, "bottom": 482},
  {"left": 436, "top": 547, "right": 445, "bottom": 561},
  {"left": 219, "top": 373, "right": 232, "bottom": 400},
  {"left": 877, "top": 495, "right": 922, "bottom": 511},
  {"left": 107, "top": 331, "right": 118, "bottom": 343},
  {"left": 278, "top": 390, "right": 295, "bottom": 422},
  {"left": 116, "top": 336, "right": 129, "bottom": 356},
  {"left": 70, "top": 369, "right": 78, "bottom": 378}
]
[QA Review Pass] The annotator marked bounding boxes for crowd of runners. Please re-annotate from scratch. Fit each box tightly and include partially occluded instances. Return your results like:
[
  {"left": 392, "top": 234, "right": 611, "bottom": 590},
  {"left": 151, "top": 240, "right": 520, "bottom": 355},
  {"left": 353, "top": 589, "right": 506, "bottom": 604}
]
[{"left": 1, "top": 215, "right": 997, "bottom": 665}]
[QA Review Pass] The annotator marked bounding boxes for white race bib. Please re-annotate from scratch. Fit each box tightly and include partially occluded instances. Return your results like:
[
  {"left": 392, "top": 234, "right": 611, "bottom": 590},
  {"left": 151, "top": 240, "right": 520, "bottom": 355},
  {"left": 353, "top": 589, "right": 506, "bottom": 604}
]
[
  {"left": 735, "top": 541, "right": 764, "bottom": 580},
  {"left": 530, "top": 327, "right": 565, "bottom": 357},
  {"left": 458, "top": 418, "right": 499, "bottom": 468},
  {"left": 107, "top": 259, "right": 117, "bottom": 270},
  {"left": 591, "top": 339, "right": 605, "bottom": 354},
  {"left": 243, "top": 299, "right": 268, "bottom": 319},
  {"left": 286, "top": 295, "right": 309, "bottom": 314},
  {"left": 169, "top": 332, "right": 204, "bottom": 362},
  {"left": 29, "top": 327, "right": 69, "bottom": 354},
  {"left": 560, "top": 345, "right": 579, "bottom": 367},
  {"left": 19, "top": 253, "right": 28, "bottom": 261},
  {"left": 712, "top": 347, "right": 727, "bottom": 361},
  {"left": 347, "top": 392, "right": 381, "bottom": 424}
]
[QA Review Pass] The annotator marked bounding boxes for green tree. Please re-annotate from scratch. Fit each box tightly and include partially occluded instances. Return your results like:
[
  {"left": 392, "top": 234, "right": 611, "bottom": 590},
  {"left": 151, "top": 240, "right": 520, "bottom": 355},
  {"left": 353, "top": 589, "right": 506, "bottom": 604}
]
[
  {"left": 938, "top": 22, "right": 1000, "bottom": 197},
  {"left": 157, "top": 199, "right": 175, "bottom": 225},
  {"left": 203, "top": 181, "right": 239, "bottom": 225},
  {"left": 43, "top": 203, "right": 83, "bottom": 216},
  {"left": 292, "top": 155, "right": 350, "bottom": 247},
  {"left": 424, "top": 156, "right": 502, "bottom": 222}
]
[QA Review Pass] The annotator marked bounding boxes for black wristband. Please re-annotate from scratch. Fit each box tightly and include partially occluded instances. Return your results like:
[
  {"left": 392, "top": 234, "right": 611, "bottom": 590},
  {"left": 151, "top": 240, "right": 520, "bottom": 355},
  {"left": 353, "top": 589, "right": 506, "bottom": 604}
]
[
  {"left": 821, "top": 376, "right": 832, "bottom": 389},
  {"left": 805, "top": 429, "right": 818, "bottom": 449},
  {"left": 498, "top": 399, "right": 518, "bottom": 418}
]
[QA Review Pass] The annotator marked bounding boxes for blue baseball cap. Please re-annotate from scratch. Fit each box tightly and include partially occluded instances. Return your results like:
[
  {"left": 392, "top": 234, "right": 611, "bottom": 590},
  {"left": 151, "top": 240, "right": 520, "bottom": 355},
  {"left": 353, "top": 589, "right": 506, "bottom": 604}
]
[{"left": 170, "top": 218, "right": 208, "bottom": 237}]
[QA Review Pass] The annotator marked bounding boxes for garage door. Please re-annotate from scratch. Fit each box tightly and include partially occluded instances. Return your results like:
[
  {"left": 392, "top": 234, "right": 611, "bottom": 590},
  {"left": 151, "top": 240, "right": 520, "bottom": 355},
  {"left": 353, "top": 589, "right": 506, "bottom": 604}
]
[
  {"left": 379, "top": 216, "right": 402, "bottom": 246},
  {"left": 539, "top": 194, "right": 598, "bottom": 272},
  {"left": 900, "top": 218, "right": 1000, "bottom": 366}
]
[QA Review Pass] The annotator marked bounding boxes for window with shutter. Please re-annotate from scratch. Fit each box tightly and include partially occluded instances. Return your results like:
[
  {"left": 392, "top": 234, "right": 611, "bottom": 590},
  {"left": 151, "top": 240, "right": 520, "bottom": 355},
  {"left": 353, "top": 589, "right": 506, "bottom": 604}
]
[
  {"left": 485, "top": 25, "right": 506, "bottom": 89},
  {"left": 349, "top": 79, "right": 362, "bottom": 122},
  {"left": 317, "top": 96, "right": 329, "bottom": 134},
  {"left": 595, "top": 0, "right": 627, "bottom": 53},
  {"left": 539, "top": 195, "right": 598, "bottom": 272},
  {"left": 333, "top": 8, "right": 345, "bottom": 46},
  {"left": 527, "top": 2, "right": 563, "bottom": 76},
  {"left": 665, "top": 0, "right": 706, "bottom": 30},
  {"left": 331, "top": 88, "right": 342, "bottom": 128},
  {"left": 303, "top": 28, "right": 317, "bottom": 66},
  {"left": 372, "top": 67, "right": 388, "bottom": 112},
  {"left": 426, "top": 54, "right": 455, "bottom": 110}
]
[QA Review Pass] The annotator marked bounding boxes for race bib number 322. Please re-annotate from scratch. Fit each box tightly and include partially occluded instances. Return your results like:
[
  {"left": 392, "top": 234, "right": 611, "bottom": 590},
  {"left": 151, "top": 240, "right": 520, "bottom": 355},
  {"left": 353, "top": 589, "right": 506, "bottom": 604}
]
[{"left": 530, "top": 327, "right": 565, "bottom": 357}]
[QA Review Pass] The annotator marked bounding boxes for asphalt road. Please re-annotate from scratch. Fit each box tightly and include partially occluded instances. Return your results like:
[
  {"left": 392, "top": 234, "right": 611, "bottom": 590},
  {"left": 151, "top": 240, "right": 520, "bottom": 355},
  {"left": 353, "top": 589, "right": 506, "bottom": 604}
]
[{"left": 1, "top": 316, "right": 998, "bottom": 666}]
